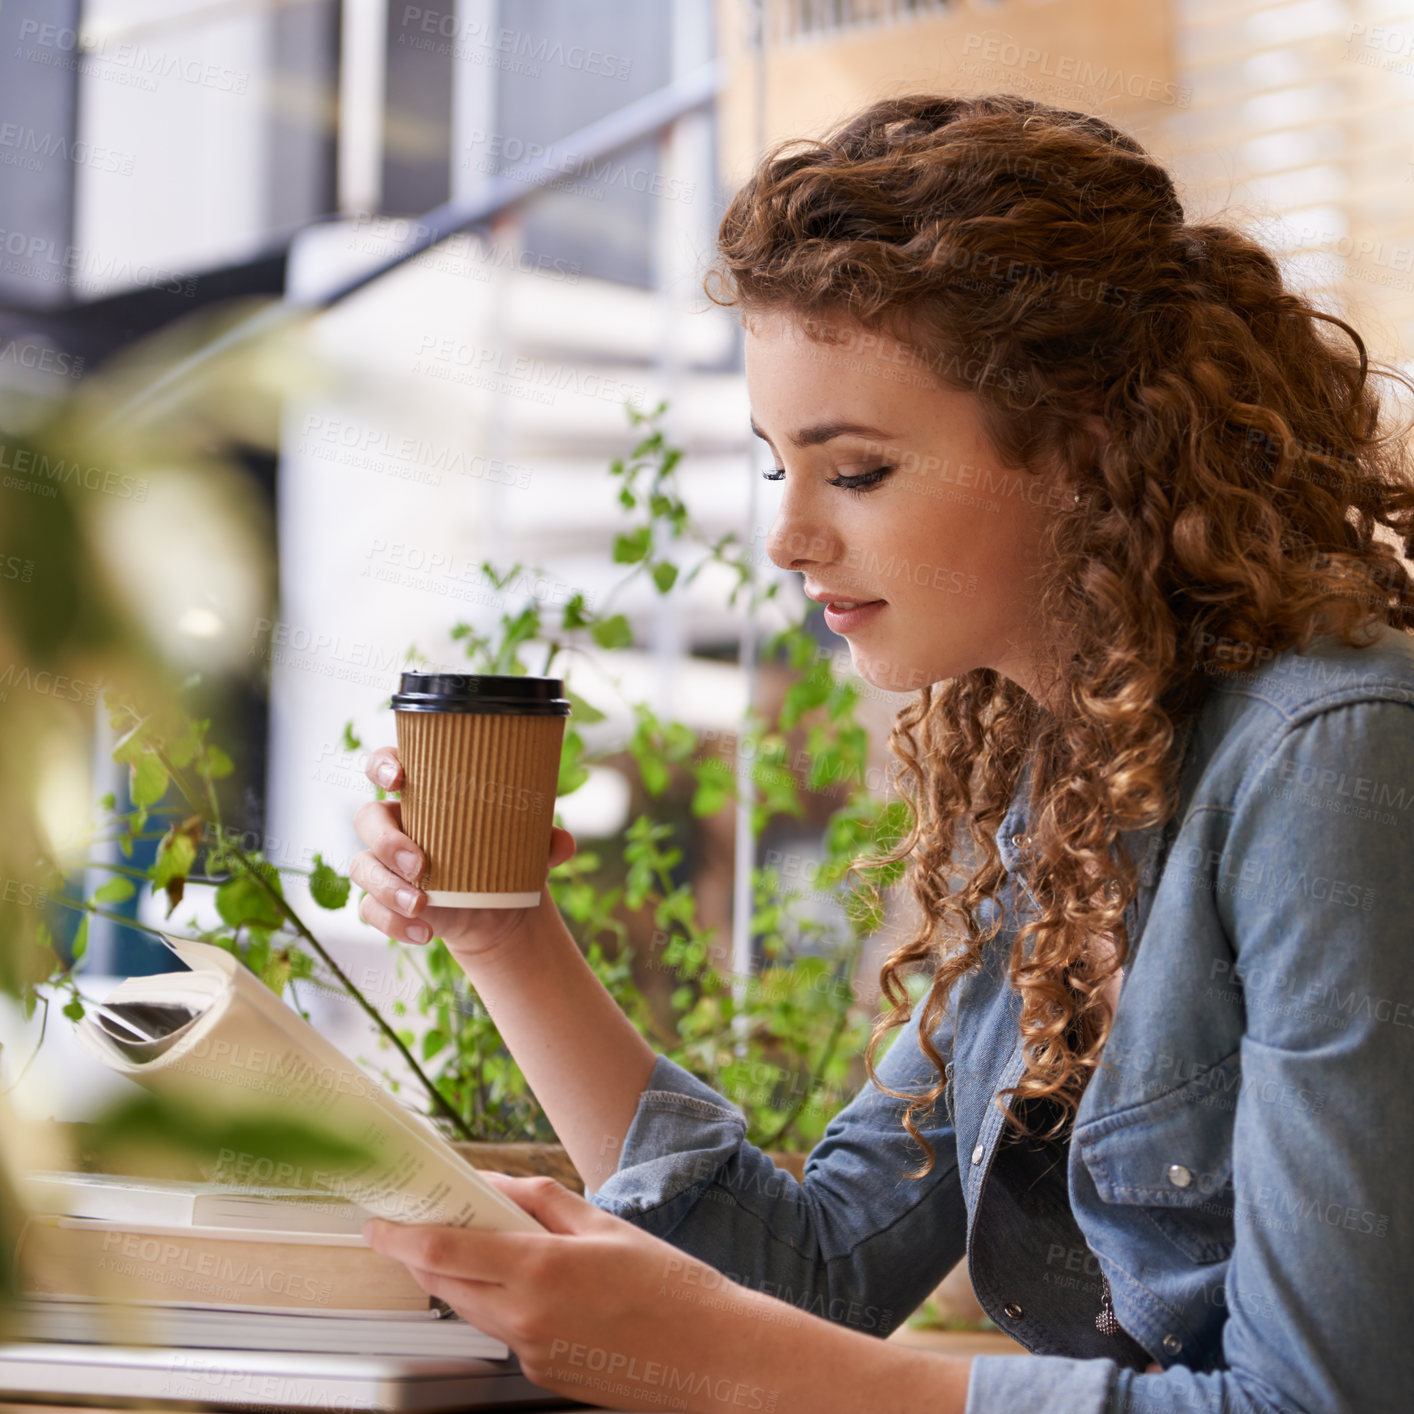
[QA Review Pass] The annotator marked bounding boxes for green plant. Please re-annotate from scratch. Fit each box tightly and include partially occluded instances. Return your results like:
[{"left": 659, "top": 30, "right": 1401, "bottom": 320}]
[
  {"left": 351, "top": 399, "right": 916, "bottom": 1150},
  {"left": 26, "top": 398, "right": 917, "bottom": 1155}
]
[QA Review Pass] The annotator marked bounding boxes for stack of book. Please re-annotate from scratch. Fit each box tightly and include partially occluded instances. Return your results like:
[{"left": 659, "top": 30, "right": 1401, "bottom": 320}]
[
  {"left": 12, "top": 1170, "right": 508, "bottom": 1361},
  {"left": 1, "top": 934, "right": 558, "bottom": 1402}
]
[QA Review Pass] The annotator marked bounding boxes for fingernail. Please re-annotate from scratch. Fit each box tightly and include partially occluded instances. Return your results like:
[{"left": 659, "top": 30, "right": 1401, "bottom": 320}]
[
  {"left": 376, "top": 761, "right": 398, "bottom": 788},
  {"left": 407, "top": 922, "right": 431, "bottom": 944},
  {"left": 396, "top": 888, "right": 419, "bottom": 914},
  {"left": 396, "top": 850, "right": 421, "bottom": 878}
]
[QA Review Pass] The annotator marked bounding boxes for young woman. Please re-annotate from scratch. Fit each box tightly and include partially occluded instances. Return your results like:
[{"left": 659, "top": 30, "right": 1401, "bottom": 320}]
[{"left": 349, "top": 94, "right": 1414, "bottom": 1412}]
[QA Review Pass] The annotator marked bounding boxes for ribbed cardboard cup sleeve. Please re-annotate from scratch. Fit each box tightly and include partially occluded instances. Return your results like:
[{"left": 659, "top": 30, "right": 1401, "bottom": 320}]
[{"left": 394, "top": 711, "right": 566, "bottom": 908}]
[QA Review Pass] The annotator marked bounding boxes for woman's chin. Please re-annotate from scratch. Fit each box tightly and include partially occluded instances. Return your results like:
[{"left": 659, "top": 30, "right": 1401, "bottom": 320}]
[{"left": 850, "top": 647, "right": 935, "bottom": 695}]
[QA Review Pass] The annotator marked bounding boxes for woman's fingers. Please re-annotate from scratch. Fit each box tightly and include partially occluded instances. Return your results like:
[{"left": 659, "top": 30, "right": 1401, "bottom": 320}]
[
  {"left": 364, "top": 746, "right": 403, "bottom": 791},
  {"left": 364, "top": 1220, "right": 522, "bottom": 1285},
  {"left": 402, "top": 1267, "right": 515, "bottom": 1348},
  {"left": 477, "top": 1172, "right": 603, "bottom": 1236},
  {"left": 547, "top": 825, "right": 577, "bottom": 870},
  {"left": 348, "top": 843, "right": 424, "bottom": 914},
  {"left": 353, "top": 798, "right": 424, "bottom": 884},
  {"left": 349, "top": 847, "right": 430, "bottom": 944}
]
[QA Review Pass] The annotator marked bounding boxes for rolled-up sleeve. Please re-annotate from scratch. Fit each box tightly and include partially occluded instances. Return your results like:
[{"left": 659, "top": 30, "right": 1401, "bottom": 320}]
[
  {"left": 587, "top": 993, "right": 968, "bottom": 1338},
  {"left": 969, "top": 697, "right": 1414, "bottom": 1413},
  {"left": 585, "top": 1050, "right": 755, "bottom": 1237}
]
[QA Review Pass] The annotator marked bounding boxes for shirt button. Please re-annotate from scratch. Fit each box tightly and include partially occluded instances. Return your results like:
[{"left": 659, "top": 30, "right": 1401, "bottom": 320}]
[
  {"left": 1003, "top": 1302, "right": 1024, "bottom": 1320},
  {"left": 1010, "top": 833, "right": 1028, "bottom": 848},
  {"left": 1162, "top": 1333, "right": 1182, "bottom": 1354},
  {"left": 971, "top": 1143, "right": 985, "bottom": 1164},
  {"left": 1167, "top": 1164, "right": 1193, "bottom": 1188}
]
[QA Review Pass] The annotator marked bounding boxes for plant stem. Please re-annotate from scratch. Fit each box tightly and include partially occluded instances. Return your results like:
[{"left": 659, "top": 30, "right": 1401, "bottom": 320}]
[
  {"left": 52, "top": 895, "right": 188, "bottom": 944},
  {"left": 80, "top": 831, "right": 179, "bottom": 849},
  {"left": 145, "top": 742, "right": 206, "bottom": 817},
  {"left": 63, "top": 861, "right": 155, "bottom": 883},
  {"left": 236, "top": 855, "right": 475, "bottom": 1141}
]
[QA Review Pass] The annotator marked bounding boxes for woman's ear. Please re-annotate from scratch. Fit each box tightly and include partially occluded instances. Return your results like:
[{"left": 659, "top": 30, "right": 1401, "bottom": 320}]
[
  {"left": 1074, "top": 412, "right": 1108, "bottom": 486},
  {"left": 1042, "top": 413, "right": 1108, "bottom": 505}
]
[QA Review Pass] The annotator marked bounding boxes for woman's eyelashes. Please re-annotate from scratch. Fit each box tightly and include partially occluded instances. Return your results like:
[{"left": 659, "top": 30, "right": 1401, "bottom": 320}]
[
  {"left": 828, "top": 466, "right": 894, "bottom": 496},
  {"left": 760, "top": 466, "right": 894, "bottom": 496}
]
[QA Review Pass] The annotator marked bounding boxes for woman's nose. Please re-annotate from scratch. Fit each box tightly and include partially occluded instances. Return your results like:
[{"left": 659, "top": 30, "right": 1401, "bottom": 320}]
[
  {"left": 765, "top": 523, "right": 830, "bottom": 572},
  {"left": 764, "top": 503, "right": 839, "bottom": 573}
]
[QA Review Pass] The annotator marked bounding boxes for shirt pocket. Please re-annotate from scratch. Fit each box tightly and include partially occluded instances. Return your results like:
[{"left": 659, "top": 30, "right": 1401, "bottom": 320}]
[{"left": 1075, "top": 1047, "right": 1240, "bottom": 1266}]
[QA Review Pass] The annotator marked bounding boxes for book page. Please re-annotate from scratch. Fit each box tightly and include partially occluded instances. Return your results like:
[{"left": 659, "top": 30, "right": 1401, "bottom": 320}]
[{"left": 74, "top": 938, "right": 545, "bottom": 1234}]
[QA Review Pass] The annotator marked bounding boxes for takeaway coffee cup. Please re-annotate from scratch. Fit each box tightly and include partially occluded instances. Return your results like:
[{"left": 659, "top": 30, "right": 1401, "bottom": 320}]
[{"left": 390, "top": 672, "right": 572, "bottom": 908}]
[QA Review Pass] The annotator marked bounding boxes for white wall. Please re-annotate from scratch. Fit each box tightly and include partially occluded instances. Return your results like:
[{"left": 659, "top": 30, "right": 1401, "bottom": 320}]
[{"left": 72, "top": 0, "right": 272, "bottom": 295}]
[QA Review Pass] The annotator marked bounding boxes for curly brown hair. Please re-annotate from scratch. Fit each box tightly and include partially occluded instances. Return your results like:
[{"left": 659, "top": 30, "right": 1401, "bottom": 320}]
[{"left": 705, "top": 92, "right": 1414, "bottom": 1173}]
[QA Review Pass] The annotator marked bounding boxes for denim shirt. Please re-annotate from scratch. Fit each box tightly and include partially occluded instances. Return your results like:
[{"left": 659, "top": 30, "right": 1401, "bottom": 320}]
[{"left": 587, "top": 626, "right": 1414, "bottom": 1413}]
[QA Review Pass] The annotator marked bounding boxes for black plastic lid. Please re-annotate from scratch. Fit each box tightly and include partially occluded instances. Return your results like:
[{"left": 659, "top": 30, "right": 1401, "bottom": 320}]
[{"left": 390, "top": 672, "right": 572, "bottom": 716}]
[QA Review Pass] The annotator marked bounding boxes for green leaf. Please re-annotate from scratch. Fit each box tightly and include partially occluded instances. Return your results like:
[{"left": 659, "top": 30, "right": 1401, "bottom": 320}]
[
  {"left": 71, "top": 916, "right": 89, "bottom": 964},
  {"left": 638, "top": 751, "right": 669, "bottom": 796},
  {"left": 215, "top": 874, "right": 285, "bottom": 931},
  {"left": 612, "top": 527, "right": 652, "bottom": 564},
  {"left": 342, "top": 720, "right": 363, "bottom": 751},
  {"left": 129, "top": 752, "right": 169, "bottom": 807},
  {"left": 205, "top": 745, "right": 234, "bottom": 779},
  {"left": 825, "top": 678, "right": 859, "bottom": 722},
  {"left": 691, "top": 758, "right": 733, "bottom": 816},
  {"left": 662, "top": 721, "right": 697, "bottom": 759},
  {"left": 259, "top": 949, "right": 293, "bottom": 996},
  {"left": 559, "top": 593, "right": 592, "bottom": 631},
  {"left": 82, "top": 1091, "right": 378, "bottom": 1179},
  {"left": 167, "top": 723, "right": 199, "bottom": 768},
  {"left": 557, "top": 730, "right": 591, "bottom": 797},
  {"left": 62, "top": 996, "right": 86, "bottom": 1022},
  {"left": 152, "top": 831, "right": 197, "bottom": 890},
  {"left": 422, "top": 1028, "right": 447, "bottom": 1062},
  {"left": 590, "top": 614, "right": 633, "bottom": 651},
  {"left": 806, "top": 746, "right": 844, "bottom": 794},
  {"left": 92, "top": 876, "right": 136, "bottom": 905},
  {"left": 98, "top": 792, "right": 116, "bottom": 812},
  {"left": 651, "top": 560, "right": 678, "bottom": 594},
  {"left": 781, "top": 674, "right": 831, "bottom": 729},
  {"left": 565, "top": 690, "right": 606, "bottom": 725},
  {"left": 309, "top": 854, "right": 352, "bottom": 910},
  {"left": 110, "top": 721, "right": 148, "bottom": 765}
]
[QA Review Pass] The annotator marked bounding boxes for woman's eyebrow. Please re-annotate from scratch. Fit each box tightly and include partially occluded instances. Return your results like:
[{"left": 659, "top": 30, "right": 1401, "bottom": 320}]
[{"left": 749, "top": 418, "right": 897, "bottom": 448}]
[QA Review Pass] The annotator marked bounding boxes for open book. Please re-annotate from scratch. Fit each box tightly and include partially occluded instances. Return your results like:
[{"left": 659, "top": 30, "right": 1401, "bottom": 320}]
[{"left": 71, "top": 937, "right": 545, "bottom": 1235}]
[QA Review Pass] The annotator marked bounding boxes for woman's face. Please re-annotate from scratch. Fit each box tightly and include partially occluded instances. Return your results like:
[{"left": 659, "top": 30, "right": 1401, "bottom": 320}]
[{"left": 746, "top": 307, "right": 1066, "bottom": 703}]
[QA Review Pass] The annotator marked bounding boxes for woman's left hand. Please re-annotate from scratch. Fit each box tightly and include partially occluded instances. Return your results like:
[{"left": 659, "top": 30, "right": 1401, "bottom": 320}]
[{"left": 364, "top": 1170, "right": 778, "bottom": 1412}]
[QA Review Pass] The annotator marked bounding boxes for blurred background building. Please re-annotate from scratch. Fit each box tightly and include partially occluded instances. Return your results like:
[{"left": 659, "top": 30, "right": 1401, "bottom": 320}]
[{"left": 3, "top": 0, "right": 1414, "bottom": 1097}]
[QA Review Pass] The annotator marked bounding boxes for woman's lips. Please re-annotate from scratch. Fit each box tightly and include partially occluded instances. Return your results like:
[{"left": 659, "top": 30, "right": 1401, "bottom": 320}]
[{"left": 823, "top": 600, "right": 887, "bottom": 632}]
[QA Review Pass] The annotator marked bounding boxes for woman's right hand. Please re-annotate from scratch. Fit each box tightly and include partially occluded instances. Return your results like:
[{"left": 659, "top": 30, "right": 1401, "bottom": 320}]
[{"left": 350, "top": 745, "right": 577, "bottom": 964}]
